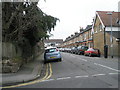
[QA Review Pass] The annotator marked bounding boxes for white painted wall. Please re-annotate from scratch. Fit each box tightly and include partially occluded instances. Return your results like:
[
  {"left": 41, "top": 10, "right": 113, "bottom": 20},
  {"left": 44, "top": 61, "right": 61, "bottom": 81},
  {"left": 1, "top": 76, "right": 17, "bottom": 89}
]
[{"left": 105, "top": 27, "right": 120, "bottom": 31}]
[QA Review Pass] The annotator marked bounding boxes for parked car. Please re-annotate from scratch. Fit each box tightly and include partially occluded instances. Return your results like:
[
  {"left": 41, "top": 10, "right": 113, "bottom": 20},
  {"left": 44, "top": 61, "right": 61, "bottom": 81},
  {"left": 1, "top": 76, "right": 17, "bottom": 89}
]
[
  {"left": 44, "top": 47, "right": 62, "bottom": 64},
  {"left": 71, "top": 47, "right": 77, "bottom": 54},
  {"left": 76, "top": 46, "right": 88, "bottom": 55},
  {"left": 84, "top": 48, "right": 100, "bottom": 57},
  {"left": 59, "top": 48, "right": 66, "bottom": 52},
  {"left": 67, "top": 48, "right": 72, "bottom": 53},
  {"left": 59, "top": 48, "right": 64, "bottom": 52},
  {"left": 64, "top": 48, "right": 68, "bottom": 52}
]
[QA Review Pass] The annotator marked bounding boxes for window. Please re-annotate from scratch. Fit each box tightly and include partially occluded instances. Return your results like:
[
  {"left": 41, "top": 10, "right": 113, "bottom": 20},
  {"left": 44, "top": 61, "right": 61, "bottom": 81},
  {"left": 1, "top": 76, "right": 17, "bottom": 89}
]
[
  {"left": 99, "top": 24, "right": 102, "bottom": 31},
  {"left": 85, "top": 34, "right": 86, "bottom": 40},
  {"left": 94, "top": 25, "right": 98, "bottom": 33},
  {"left": 95, "top": 27, "right": 98, "bottom": 33}
]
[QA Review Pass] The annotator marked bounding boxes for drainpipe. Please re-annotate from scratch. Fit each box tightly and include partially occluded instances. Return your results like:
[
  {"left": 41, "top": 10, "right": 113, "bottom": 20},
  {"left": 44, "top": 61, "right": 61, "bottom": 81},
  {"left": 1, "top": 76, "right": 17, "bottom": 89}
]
[
  {"left": 104, "top": 26, "right": 108, "bottom": 58},
  {"left": 104, "top": 26, "right": 106, "bottom": 46}
]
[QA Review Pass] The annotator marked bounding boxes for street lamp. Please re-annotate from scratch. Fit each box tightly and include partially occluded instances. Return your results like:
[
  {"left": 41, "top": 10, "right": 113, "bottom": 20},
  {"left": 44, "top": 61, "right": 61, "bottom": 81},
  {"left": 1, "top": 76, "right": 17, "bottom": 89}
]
[{"left": 106, "top": 12, "right": 113, "bottom": 58}]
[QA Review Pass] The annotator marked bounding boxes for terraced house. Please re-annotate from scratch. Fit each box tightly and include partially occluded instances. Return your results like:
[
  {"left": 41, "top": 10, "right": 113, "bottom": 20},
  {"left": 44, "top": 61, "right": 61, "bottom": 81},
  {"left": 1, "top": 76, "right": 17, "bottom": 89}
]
[
  {"left": 61, "top": 11, "right": 120, "bottom": 57},
  {"left": 61, "top": 25, "right": 93, "bottom": 48},
  {"left": 93, "top": 11, "right": 120, "bottom": 57}
]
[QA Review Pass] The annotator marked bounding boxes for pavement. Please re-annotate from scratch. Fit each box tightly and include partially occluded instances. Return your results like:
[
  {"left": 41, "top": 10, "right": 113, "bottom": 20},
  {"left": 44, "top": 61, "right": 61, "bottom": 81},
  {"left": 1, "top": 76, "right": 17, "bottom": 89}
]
[
  {"left": 0, "top": 53, "right": 45, "bottom": 86},
  {"left": 100, "top": 55, "right": 119, "bottom": 61}
]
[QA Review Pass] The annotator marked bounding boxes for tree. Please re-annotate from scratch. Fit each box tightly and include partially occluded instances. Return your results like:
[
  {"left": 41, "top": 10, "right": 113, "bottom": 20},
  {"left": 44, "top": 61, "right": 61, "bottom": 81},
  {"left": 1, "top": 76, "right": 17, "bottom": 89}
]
[{"left": 2, "top": 1, "right": 59, "bottom": 61}]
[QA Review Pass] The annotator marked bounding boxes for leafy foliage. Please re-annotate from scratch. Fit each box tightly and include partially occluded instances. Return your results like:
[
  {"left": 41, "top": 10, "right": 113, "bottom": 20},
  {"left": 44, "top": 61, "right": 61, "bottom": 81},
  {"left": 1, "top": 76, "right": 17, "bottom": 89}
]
[{"left": 2, "top": 1, "right": 59, "bottom": 59}]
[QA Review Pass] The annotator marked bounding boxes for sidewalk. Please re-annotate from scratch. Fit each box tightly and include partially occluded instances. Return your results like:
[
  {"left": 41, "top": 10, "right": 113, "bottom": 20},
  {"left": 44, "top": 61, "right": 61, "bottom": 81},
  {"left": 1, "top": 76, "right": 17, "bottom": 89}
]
[
  {"left": 0, "top": 53, "right": 45, "bottom": 86},
  {"left": 99, "top": 55, "right": 119, "bottom": 61}
]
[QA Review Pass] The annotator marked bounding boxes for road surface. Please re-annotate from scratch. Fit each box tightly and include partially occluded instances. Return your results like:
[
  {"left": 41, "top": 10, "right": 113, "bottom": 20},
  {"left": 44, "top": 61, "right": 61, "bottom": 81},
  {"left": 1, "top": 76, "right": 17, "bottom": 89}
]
[{"left": 4, "top": 52, "right": 120, "bottom": 88}]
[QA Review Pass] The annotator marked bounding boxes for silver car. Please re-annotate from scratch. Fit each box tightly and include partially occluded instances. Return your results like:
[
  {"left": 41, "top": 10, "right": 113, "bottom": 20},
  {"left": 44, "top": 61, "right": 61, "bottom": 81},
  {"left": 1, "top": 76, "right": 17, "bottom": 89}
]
[{"left": 44, "top": 47, "right": 62, "bottom": 64}]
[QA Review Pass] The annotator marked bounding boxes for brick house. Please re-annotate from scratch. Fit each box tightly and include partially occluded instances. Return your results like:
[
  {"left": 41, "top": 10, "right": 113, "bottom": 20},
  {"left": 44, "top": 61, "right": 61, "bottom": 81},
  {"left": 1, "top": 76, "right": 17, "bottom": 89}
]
[
  {"left": 93, "top": 11, "right": 120, "bottom": 57},
  {"left": 82, "top": 25, "right": 93, "bottom": 47},
  {"left": 73, "top": 25, "right": 93, "bottom": 48},
  {"left": 62, "top": 25, "right": 93, "bottom": 48}
]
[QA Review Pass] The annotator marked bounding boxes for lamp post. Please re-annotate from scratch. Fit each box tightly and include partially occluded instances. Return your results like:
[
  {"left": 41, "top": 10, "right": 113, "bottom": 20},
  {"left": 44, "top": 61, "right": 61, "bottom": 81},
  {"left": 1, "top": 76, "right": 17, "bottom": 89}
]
[{"left": 106, "top": 12, "right": 113, "bottom": 58}]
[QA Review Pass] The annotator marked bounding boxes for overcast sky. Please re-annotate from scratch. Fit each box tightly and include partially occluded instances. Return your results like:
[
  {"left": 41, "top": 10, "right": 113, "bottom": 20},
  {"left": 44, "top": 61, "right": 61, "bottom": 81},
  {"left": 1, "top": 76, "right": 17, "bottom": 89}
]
[{"left": 38, "top": 0, "right": 120, "bottom": 40}]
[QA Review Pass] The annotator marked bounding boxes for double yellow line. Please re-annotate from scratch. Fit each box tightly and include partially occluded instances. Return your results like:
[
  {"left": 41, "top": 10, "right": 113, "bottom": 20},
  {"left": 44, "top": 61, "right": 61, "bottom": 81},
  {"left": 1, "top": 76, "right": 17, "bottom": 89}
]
[{"left": 1, "top": 63, "right": 52, "bottom": 88}]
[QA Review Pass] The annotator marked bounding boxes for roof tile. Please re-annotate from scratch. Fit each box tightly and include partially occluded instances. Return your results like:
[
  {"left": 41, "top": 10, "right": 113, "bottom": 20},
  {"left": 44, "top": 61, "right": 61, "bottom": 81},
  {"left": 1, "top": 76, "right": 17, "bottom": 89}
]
[{"left": 97, "top": 11, "right": 120, "bottom": 27}]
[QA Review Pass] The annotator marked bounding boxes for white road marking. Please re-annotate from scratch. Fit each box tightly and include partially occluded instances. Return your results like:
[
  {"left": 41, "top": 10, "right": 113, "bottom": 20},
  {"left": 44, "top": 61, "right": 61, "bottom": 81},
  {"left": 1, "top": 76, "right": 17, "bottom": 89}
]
[
  {"left": 75, "top": 75, "right": 89, "bottom": 78},
  {"left": 94, "top": 63, "right": 120, "bottom": 72},
  {"left": 77, "top": 57, "right": 119, "bottom": 72},
  {"left": 40, "top": 72, "right": 119, "bottom": 83},
  {"left": 56, "top": 77, "right": 71, "bottom": 80},
  {"left": 94, "top": 63, "right": 98, "bottom": 65},
  {"left": 79, "top": 58, "right": 88, "bottom": 62},
  {"left": 92, "top": 74, "right": 106, "bottom": 77},
  {"left": 109, "top": 73, "right": 119, "bottom": 75},
  {"left": 42, "top": 79, "right": 55, "bottom": 82}
]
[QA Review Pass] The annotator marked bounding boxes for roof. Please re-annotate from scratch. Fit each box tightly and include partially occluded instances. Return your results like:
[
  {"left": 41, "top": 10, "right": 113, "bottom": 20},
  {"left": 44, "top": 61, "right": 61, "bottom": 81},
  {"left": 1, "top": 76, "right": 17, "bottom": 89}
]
[
  {"left": 84, "top": 25, "right": 92, "bottom": 31},
  {"left": 96, "top": 11, "right": 120, "bottom": 27},
  {"left": 64, "top": 25, "right": 92, "bottom": 42},
  {"left": 44, "top": 39, "right": 63, "bottom": 43}
]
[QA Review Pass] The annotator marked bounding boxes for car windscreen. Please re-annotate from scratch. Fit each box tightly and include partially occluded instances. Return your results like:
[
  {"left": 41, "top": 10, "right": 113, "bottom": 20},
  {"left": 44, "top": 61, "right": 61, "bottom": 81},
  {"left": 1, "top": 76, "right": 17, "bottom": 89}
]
[
  {"left": 45, "top": 48, "right": 57, "bottom": 53},
  {"left": 81, "top": 46, "right": 88, "bottom": 50},
  {"left": 77, "top": 46, "right": 82, "bottom": 49}
]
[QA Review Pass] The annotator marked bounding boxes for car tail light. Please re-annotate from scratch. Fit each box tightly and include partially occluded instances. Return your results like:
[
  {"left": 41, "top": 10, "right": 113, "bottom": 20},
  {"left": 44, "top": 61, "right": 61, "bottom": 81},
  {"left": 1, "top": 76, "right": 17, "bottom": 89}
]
[{"left": 80, "top": 49, "right": 83, "bottom": 51}]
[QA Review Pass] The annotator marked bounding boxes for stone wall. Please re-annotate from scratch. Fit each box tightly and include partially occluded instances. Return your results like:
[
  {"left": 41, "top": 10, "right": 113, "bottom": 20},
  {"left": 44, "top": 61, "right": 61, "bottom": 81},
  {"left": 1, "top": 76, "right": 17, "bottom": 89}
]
[
  {"left": 34, "top": 40, "right": 44, "bottom": 57},
  {"left": 2, "top": 42, "right": 22, "bottom": 73},
  {"left": 2, "top": 42, "right": 22, "bottom": 58},
  {"left": 2, "top": 41, "right": 44, "bottom": 73}
]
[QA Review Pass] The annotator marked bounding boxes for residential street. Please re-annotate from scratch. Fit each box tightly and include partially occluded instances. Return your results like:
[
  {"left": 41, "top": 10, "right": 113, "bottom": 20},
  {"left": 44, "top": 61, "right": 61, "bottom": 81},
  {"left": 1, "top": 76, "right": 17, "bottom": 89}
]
[
  {"left": 2, "top": 1, "right": 120, "bottom": 90},
  {"left": 11, "top": 52, "right": 120, "bottom": 88}
]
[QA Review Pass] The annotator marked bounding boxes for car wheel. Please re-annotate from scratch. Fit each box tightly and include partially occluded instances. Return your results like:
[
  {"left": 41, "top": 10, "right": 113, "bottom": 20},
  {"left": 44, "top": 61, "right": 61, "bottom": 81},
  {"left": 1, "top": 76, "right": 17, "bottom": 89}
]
[
  {"left": 44, "top": 59, "right": 47, "bottom": 64},
  {"left": 58, "top": 58, "right": 62, "bottom": 62},
  {"left": 82, "top": 52, "right": 84, "bottom": 55}
]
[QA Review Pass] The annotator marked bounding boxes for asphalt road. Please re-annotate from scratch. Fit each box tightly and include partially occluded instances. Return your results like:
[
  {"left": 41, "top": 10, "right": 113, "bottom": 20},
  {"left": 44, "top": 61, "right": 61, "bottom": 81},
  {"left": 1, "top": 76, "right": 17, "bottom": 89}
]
[{"left": 15, "top": 52, "right": 120, "bottom": 88}]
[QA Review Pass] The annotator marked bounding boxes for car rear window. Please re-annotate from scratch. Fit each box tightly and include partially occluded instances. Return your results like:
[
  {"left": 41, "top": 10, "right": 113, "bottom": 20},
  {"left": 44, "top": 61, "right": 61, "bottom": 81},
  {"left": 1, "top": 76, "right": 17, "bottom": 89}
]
[
  {"left": 87, "top": 48, "right": 95, "bottom": 51},
  {"left": 45, "top": 48, "right": 57, "bottom": 53}
]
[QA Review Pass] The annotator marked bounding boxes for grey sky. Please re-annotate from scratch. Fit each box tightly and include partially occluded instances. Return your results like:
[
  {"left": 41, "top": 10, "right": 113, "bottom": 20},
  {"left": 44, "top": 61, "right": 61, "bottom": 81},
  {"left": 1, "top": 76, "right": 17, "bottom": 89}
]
[{"left": 38, "top": 0, "right": 119, "bottom": 40}]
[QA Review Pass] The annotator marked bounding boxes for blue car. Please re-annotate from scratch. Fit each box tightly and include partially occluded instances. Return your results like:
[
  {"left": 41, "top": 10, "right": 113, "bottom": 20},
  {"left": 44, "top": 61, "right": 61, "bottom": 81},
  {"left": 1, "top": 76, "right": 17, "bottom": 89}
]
[{"left": 44, "top": 47, "right": 62, "bottom": 64}]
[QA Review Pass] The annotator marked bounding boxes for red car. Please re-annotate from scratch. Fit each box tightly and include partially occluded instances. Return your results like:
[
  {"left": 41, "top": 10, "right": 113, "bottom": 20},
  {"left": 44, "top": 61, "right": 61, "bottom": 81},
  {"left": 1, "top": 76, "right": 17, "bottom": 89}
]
[{"left": 84, "top": 48, "right": 100, "bottom": 57}]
